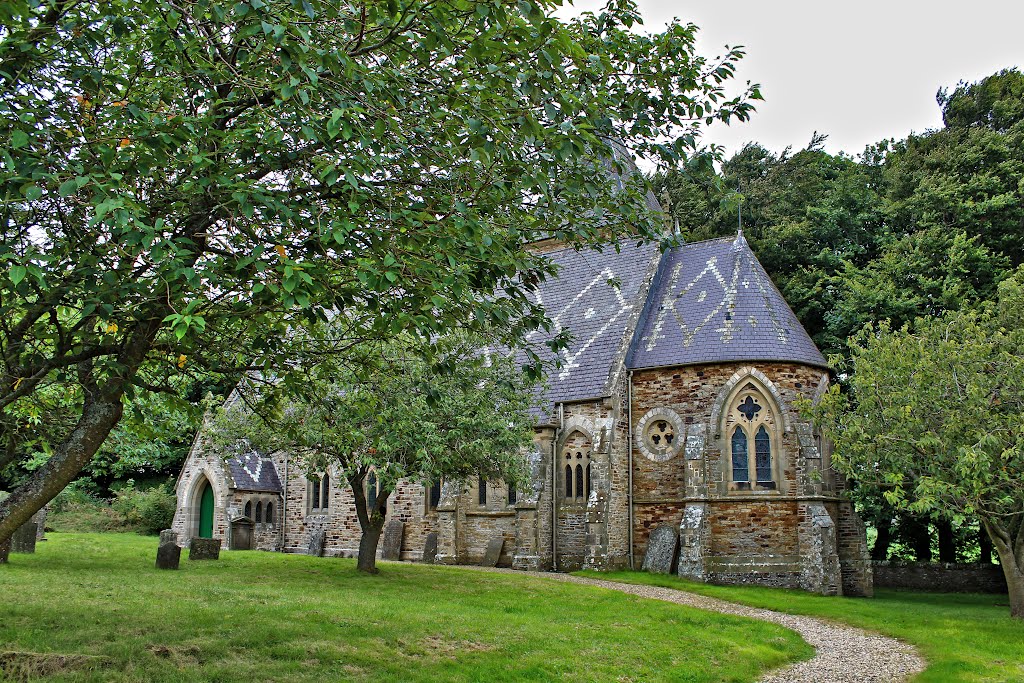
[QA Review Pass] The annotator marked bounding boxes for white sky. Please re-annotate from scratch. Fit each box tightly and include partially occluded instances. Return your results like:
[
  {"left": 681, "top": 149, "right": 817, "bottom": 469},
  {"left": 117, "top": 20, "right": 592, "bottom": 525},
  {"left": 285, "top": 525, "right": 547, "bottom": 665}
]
[{"left": 563, "top": 1, "right": 1024, "bottom": 159}]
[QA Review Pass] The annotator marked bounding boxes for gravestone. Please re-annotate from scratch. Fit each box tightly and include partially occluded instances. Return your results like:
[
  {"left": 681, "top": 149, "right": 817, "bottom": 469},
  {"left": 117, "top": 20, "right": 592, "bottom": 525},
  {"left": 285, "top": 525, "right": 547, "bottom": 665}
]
[
  {"left": 641, "top": 524, "right": 679, "bottom": 575},
  {"left": 421, "top": 532, "right": 438, "bottom": 564},
  {"left": 33, "top": 507, "right": 47, "bottom": 540},
  {"left": 229, "top": 517, "right": 254, "bottom": 551},
  {"left": 156, "top": 542, "right": 181, "bottom": 569},
  {"left": 159, "top": 529, "right": 178, "bottom": 545},
  {"left": 10, "top": 521, "right": 38, "bottom": 554},
  {"left": 188, "top": 537, "right": 221, "bottom": 560},
  {"left": 380, "top": 520, "right": 404, "bottom": 561},
  {"left": 480, "top": 537, "right": 504, "bottom": 567},
  {"left": 307, "top": 530, "right": 326, "bottom": 557}
]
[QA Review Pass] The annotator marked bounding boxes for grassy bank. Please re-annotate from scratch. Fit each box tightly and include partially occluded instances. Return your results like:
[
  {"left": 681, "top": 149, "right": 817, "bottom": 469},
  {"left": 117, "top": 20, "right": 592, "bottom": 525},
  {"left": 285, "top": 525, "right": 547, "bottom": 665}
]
[
  {"left": 0, "top": 534, "right": 811, "bottom": 682},
  {"left": 578, "top": 571, "right": 1023, "bottom": 683}
]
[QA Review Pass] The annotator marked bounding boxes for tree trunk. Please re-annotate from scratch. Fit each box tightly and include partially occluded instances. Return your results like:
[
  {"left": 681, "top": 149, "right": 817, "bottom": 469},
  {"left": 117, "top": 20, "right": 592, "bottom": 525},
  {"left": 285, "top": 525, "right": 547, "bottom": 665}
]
[
  {"left": 937, "top": 519, "right": 956, "bottom": 563},
  {"left": 982, "top": 518, "right": 1024, "bottom": 619},
  {"left": 872, "top": 515, "right": 893, "bottom": 561},
  {"left": 979, "top": 524, "right": 993, "bottom": 564},
  {"left": 0, "top": 388, "right": 124, "bottom": 554},
  {"left": 0, "top": 536, "right": 9, "bottom": 564},
  {"left": 907, "top": 518, "right": 932, "bottom": 562},
  {"left": 0, "top": 317, "right": 161, "bottom": 555},
  {"left": 356, "top": 518, "right": 386, "bottom": 574},
  {"left": 348, "top": 470, "right": 392, "bottom": 574}
]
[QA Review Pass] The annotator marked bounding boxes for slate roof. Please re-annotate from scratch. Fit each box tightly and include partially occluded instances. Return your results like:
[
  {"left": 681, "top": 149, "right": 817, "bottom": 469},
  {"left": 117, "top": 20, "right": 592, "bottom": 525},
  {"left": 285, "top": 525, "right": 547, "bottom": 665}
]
[
  {"left": 227, "top": 451, "right": 283, "bottom": 493},
  {"left": 627, "top": 233, "right": 827, "bottom": 370},
  {"left": 519, "top": 239, "right": 660, "bottom": 411}
]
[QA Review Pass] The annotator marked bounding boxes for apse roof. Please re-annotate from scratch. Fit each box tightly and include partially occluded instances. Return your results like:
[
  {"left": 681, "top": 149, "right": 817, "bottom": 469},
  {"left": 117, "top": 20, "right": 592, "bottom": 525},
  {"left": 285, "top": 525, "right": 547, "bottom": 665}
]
[
  {"left": 228, "top": 452, "right": 283, "bottom": 493},
  {"left": 627, "top": 233, "right": 827, "bottom": 371}
]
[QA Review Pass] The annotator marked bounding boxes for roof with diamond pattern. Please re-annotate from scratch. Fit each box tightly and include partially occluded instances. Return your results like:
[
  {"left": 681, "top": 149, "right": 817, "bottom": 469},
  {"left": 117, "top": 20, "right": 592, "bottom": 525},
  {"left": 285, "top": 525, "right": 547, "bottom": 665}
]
[
  {"left": 228, "top": 451, "right": 283, "bottom": 493},
  {"left": 520, "top": 239, "right": 660, "bottom": 412},
  {"left": 627, "top": 233, "right": 827, "bottom": 371}
]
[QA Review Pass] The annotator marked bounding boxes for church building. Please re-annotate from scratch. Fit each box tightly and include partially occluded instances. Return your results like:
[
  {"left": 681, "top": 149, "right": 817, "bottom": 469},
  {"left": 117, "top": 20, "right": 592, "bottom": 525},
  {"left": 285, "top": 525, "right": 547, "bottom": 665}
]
[{"left": 173, "top": 227, "right": 873, "bottom": 596}]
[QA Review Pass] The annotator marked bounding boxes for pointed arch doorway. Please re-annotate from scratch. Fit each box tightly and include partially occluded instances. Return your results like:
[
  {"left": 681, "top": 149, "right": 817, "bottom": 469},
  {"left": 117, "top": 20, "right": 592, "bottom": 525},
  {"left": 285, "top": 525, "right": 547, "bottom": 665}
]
[{"left": 198, "top": 481, "right": 214, "bottom": 538}]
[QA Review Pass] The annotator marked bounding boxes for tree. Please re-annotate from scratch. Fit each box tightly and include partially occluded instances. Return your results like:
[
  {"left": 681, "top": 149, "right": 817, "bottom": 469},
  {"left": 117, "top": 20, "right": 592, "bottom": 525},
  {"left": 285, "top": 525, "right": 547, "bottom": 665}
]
[
  {"left": 210, "top": 330, "right": 536, "bottom": 573},
  {"left": 0, "top": 0, "right": 760, "bottom": 556},
  {"left": 810, "top": 268, "right": 1024, "bottom": 618}
]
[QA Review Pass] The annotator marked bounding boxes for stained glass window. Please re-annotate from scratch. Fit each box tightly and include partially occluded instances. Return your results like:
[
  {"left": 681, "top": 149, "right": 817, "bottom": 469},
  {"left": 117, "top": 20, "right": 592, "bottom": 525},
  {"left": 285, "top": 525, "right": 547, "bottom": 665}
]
[
  {"left": 311, "top": 476, "right": 321, "bottom": 509},
  {"left": 732, "top": 427, "right": 749, "bottom": 482},
  {"left": 255, "top": 501, "right": 263, "bottom": 523},
  {"left": 321, "top": 474, "right": 330, "bottom": 509},
  {"left": 737, "top": 395, "right": 762, "bottom": 421},
  {"left": 266, "top": 502, "right": 274, "bottom": 525},
  {"left": 755, "top": 425, "right": 772, "bottom": 482},
  {"left": 585, "top": 463, "right": 592, "bottom": 498},
  {"left": 575, "top": 465, "right": 584, "bottom": 499},
  {"left": 564, "top": 465, "right": 573, "bottom": 498}
]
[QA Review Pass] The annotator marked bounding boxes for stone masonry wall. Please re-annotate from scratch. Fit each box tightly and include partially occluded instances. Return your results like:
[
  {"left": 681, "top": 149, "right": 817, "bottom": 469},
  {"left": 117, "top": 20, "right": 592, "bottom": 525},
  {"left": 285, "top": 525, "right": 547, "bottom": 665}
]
[
  {"left": 873, "top": 562, "right": 1008, "bottom": 593},
  {"left": 628, "top": 361, "right": 869, "bottom": 592},
  {"left": 172, "top": 438, "right": 233, "bottom": 548}
]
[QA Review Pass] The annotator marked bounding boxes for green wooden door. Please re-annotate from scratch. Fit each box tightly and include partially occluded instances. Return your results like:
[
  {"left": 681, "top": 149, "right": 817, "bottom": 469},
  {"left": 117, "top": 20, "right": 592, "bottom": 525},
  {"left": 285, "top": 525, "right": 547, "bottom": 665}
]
[{"left": 199, "top": 482, "right": 214, "bottom": 538}]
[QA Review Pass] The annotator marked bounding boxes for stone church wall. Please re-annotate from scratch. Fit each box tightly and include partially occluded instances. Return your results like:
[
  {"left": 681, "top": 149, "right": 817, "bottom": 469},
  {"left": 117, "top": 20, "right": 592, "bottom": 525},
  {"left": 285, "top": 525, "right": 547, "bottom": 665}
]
[
  {"left": 629, "top": 361, "right": 854, "bottom": 591},
  {"left": 172, "top": 438, "right": 233, "bottom": 548}
]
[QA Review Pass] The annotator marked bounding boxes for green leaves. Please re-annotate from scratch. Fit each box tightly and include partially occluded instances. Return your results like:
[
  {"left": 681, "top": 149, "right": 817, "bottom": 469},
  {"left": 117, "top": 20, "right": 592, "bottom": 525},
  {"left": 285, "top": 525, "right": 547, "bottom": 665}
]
[{"left": 9, "top": 264, "right": 26, "bottom": 285}]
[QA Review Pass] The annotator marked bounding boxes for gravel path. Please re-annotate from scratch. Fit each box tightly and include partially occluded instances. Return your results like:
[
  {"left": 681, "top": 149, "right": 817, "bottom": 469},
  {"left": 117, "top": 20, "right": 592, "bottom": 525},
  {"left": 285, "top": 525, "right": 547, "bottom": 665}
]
[{"left": 458, "top": 566, "right": 926, "bottom": 682}]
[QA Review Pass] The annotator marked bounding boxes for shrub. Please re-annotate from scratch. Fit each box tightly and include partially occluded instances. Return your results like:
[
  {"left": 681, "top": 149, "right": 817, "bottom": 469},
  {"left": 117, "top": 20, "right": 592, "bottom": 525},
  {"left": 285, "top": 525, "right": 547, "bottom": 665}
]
[{"left": 112, "top": 482, "right": 177, "bottom": 535}]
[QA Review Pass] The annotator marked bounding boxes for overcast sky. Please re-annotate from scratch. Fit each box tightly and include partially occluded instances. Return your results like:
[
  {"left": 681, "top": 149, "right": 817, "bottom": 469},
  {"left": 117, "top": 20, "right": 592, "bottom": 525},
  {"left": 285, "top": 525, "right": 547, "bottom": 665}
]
[{"left": 563, "top": 1, "right": 1024, "bottom": 160}]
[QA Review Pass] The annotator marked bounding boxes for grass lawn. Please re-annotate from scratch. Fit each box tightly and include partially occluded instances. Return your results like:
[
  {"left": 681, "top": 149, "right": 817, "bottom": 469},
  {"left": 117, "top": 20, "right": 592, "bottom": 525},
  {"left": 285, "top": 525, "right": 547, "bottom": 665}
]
[
  {"left": 578, "top": 571, "right": 1024, "bottom": 683},
  {"left": 0, "top": 534, "right": 811, "bottom": 682}
]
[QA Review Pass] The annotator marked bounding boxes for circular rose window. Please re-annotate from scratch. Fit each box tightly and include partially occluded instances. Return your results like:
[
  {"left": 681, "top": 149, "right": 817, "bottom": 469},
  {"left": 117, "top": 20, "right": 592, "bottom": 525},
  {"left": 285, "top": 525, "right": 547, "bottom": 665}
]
[{"left": 636, "top": 408, "right": 684, "bottom": 462}]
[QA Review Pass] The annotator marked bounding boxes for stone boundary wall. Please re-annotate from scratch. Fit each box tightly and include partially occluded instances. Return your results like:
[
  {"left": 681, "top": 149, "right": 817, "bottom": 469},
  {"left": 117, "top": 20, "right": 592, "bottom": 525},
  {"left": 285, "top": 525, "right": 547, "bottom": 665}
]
[{"left": 872, "top": 561, "right": 1007, "bottom": 593}]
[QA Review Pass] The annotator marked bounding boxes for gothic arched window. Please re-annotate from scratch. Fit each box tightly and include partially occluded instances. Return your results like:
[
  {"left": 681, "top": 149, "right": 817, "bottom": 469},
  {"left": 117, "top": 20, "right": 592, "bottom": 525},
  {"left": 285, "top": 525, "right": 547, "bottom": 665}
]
[
  {"left": 561, "top": 430, "right": 592, "bottom": 502},
  {"left": 310, "top": 475, "right": 321, "bottom": 510},
  {"left": 731, "top": 428, "right": 748, "bottom": 482},
  {"left": 265, "top": 502, "right": 274, "bottom": 526},
  {"left": 255, "top": 501, "right": 263, "bottom": 523},
  {"left": 478, "top": 474, "right": 487, "bottom": 506},
  {"left": 321, "top": 474, "right": 330, "bottom": 509},
  {"left": 244, "top": 501, "right": 252, "bottom": 520},
  {"left": 724, "top": 380, "right": 780, "bottom": 491}
]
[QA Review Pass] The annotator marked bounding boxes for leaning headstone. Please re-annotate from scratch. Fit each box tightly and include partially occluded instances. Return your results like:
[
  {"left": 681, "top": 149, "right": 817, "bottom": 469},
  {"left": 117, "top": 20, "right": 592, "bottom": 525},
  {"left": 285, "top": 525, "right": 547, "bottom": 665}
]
[
  {"left": 421, "top": 532, "right": 438, "bottom": 564},
  {"left": 156, "top": 542, "right": 181, "bottom": 569},
  {"left": 480, "top": 537, "right": 504, "bottom": 567},
  {"left": 159, "top": 529, "right": 178, "bottom": 545},
  {"left": 307, "top": 530, "right": 326, "bottom": 557},
  {"left": 380, "top": 520, "right": 405, "bottom": 561},
  {"left": 188, "top": 537, "right": 221, "bottom": 560},
  {"left": 33, "top": 507, "right": 47, "bottom": 541},
  {"left": 641, "top": 524, "right": 679, "bottom": 574},
  {"left": 10, "top": 521, "right": 37, "bottom": 554}
]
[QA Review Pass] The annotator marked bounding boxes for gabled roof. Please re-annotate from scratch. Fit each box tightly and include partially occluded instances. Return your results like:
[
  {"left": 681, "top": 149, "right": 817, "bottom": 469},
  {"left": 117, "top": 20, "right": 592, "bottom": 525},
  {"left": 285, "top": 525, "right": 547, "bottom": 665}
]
[
  {"left": 522, "top": 239, "right": 660, "bottom": 409},
  {"left": 228, "top": 452, "right": 283, "bottom": 493},
  {"left": 627, "top": 233, "right": 827, "bottom": 370}
]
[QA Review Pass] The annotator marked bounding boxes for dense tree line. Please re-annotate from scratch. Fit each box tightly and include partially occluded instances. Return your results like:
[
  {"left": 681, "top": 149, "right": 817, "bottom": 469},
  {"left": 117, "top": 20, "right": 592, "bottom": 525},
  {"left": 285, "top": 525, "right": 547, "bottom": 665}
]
[{"left": 654, "top": 68, "right": 1024, "bottom": 567}]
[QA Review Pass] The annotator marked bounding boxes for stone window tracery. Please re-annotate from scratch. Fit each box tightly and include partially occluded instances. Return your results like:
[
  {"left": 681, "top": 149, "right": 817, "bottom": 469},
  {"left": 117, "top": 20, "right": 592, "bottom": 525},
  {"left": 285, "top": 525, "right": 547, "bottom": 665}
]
[
  {"left": 561, "top": 430, "right": 592, "bottom": 502},
  {"left": 635, "top": 408, "right": 685, "bottom": 462},
  {"left": 724, "top": 381, "right": 780, "bottom": 492}
]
